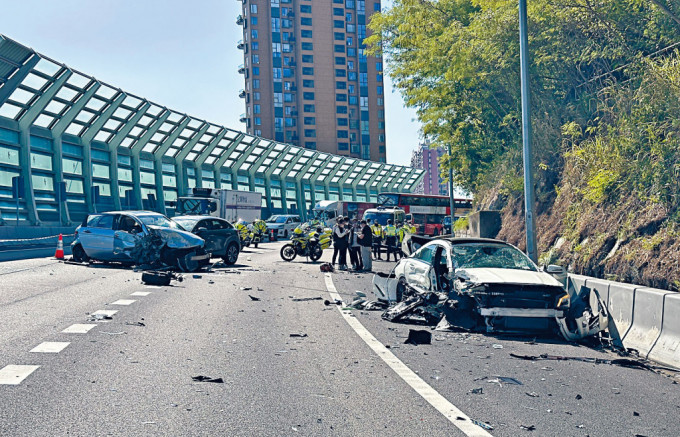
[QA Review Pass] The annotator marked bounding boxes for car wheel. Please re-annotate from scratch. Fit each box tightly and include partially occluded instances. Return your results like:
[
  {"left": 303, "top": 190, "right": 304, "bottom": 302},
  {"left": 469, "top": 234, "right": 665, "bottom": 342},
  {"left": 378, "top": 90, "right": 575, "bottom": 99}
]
[
  {"left": 72, "top": 244, "right": 89, "bottom": 263},
  {"left": 223, "top": 243, "right": 239, "bottom": 265},
  {"left": 396, "top": 277, "right": 407, "bottom": 302}
]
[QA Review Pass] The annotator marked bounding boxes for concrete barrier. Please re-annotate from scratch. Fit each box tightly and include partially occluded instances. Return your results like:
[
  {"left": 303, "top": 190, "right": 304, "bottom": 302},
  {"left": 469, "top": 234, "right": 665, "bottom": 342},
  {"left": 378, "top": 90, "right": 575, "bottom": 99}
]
[
  {"left": 568, "top": 274, "right": 588, "bottom": 298},
  {"left": 648, "top": 293, "right": 680, "bottom": 369},
  {"left": 622, "top": 287, "right": 670, "bottom": 357},
  {"left": 606, "top": 282, "right": 636, "bottom": 342},
  {"left": 584, "top": 277, "right": 610, "bottom": 307}
]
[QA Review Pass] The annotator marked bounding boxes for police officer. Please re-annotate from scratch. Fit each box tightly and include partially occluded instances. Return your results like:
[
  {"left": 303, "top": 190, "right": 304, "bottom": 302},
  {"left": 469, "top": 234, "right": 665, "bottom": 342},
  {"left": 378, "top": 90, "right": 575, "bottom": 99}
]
[
  {"left": 384, "top": 219, "right": 398, "bottom": 262},
  {"left": 397, "top": 222, "right": 406, "bottom": 259},
  {"left": 371, "top": 219, "right": 384, "bottom": 260}
]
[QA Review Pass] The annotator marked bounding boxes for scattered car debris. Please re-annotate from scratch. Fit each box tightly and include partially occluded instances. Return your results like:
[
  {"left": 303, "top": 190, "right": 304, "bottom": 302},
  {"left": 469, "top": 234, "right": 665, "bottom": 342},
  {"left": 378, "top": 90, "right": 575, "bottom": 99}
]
[
  {"left": 125, "top": 321, "right": 146, "bottom": 327},
  {"left": 142, "top": 271, "right": 183, "bottom": 286},
  {"left": 88, "top": 314, "right": 113, "bottom": 321},
  {"left": 487, "top": 376, "right": 522, "bottom": 386},
  {"left": 100, "top": 331, "right": 126, "bottom": 335},
  {"left": 320, "top": 262, "right": 334, "bottom": 272},
  {"left": 291, "top": 296, "right": 323, "bottom": 302},
  {"left": 191, "top": 375, "right": 224, "bottom": 383},
  {"left": 492, "top": 344, "right": 503, "bottom": 349},
  {"left": 404, "top": 329, "right": 432, "bottom": 345},
  {"left": 634, "top": 411, "right": 640, "bottom": 416},
  {"left": 575, "top": 394, "right": 583, "bottom": 400},
  {"left": 240, "top": 286, "right": 252, "bottom": 291},
  {"left": 382, "top": 292, "right": 442, "bottom": 325},
  {"left": 509, "top": 353, "right": 676, "bottom": 372},
  {"left": 248, "top": 295, "right": 261, "bottom": 301},
  {"left": 471, "top": 419, "right": 493, "bottom": 430},
  {"left": 526, "top": 392, "right": 540, "bottom": 397},
  {"left": 469, "top": 387, "right": 484, "bottom": 394},
  {"left": 520, "top": 424, "right": 537, "bottom": 431},
  {"left": 290, "top": 333, "right": 308, "bottom": 338}
]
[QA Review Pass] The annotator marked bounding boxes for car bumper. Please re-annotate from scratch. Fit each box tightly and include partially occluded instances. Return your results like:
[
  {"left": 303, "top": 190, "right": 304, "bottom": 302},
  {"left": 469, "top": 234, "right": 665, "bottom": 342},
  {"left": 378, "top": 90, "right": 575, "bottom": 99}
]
[{"left": 478, "top": 307, "right": 564, "bottom": 318}]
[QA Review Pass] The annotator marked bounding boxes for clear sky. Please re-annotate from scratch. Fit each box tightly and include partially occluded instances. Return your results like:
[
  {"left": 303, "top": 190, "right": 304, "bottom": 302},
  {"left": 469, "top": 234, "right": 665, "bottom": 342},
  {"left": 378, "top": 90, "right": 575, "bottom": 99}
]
[{"left": 0, "top": 0, "right": 421, "bottom": 166}]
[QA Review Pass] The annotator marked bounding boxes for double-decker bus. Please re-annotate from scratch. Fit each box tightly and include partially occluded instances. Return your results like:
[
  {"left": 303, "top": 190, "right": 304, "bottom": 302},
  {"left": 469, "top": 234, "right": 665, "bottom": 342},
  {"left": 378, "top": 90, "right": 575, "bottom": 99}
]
[{"left": 377, "top": 192, "right": 473, "bottom": 236}]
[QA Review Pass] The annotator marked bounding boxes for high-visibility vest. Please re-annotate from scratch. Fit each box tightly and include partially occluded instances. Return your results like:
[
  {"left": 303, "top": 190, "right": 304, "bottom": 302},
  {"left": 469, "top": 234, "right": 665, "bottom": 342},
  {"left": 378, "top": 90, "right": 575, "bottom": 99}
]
[
  {"left": 371, "top": 224, "right": 383, "bottom": 238},
  {"left": 397, "top": 226, "right": 406, "bottom": 242},
  {"left": 385, "top": 225, "right": 397, "bottom": 237},
  {"left": 407, "top": 225, "right": 416, "bottom": 234}
]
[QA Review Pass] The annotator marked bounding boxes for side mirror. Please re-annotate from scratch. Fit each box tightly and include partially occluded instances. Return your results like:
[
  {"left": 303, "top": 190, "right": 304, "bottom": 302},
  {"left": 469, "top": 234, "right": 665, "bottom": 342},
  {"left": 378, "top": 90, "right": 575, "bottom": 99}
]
[{"left": 546, "top": 264, "right": 566, "bottom": 274}]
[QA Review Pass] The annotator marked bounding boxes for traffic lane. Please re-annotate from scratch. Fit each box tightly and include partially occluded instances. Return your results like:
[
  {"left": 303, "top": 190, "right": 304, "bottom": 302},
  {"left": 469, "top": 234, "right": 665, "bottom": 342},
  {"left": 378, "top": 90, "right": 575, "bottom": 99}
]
[
  {"left": 335, "top": 261, "right": 680, "bottom": 436},
  {"left": 0, "top": 244, "right": 465, "bottom": 436},
  {"left": 0, "top": 260, "right": 137, "bottom": 359}
]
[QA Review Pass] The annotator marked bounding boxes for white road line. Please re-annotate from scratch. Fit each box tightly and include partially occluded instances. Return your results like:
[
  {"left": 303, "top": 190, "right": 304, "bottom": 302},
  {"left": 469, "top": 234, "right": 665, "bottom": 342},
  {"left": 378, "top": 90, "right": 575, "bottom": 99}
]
[
  {"left": 62, "top": 324, "right": 97, "bottom": 334},
  {"left": 130, "top": 291, "right": 151, "bottom": 296},
  {"left": 110, "top": 299, "right": 136, "bottom": 306},
  {"left": 324, "top": 273, "right": 493, "bottom": 437},
  {"left": 30, "top": 342, "right": 70, "bottom": 353},
  {"left": 145, "top": 285, "right": 162, "bottom": 289},
  {"left": 0, "top": 365, "right": 40, "bottom": 385},
  {"left": 91, "top": 310, "right": 118, "bottom": 317}
]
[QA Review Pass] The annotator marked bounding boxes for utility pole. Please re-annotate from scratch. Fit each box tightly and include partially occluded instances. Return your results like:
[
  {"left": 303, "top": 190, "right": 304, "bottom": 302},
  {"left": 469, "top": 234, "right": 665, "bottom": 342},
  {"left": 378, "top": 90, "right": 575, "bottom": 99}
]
[
  {"left": 519, "top": 0, "right": 538, "bottom": 263},
  {"left": 447, "top": 144, "right": 455, "bottom": 235}
]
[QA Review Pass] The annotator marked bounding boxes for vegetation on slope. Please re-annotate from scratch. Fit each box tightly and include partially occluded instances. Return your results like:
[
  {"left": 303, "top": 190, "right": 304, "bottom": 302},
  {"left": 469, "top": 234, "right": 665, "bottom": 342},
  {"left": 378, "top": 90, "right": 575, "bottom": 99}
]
[{"left": 367, "top": 0, "right": 680, "bottom": 289}]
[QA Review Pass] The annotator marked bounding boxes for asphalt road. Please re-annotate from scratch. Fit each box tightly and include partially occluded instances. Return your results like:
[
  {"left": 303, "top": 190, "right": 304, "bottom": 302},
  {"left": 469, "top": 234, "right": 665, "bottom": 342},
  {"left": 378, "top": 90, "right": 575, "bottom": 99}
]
[{"left": 0, "top": 242, "right": 678, "bottom": 436}]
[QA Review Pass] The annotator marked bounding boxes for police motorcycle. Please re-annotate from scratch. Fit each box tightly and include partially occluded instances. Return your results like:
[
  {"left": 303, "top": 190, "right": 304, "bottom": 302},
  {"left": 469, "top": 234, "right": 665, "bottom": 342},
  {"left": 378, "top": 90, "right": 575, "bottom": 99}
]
[
  {"left": 280, "top": 223, "right": 332, "bottom": 262},
  {"left": 235, "top": 220, "right": 252, "bottom": 249},
  {"left": 249, "top": 219, "right": 267, "bottom": 248}
]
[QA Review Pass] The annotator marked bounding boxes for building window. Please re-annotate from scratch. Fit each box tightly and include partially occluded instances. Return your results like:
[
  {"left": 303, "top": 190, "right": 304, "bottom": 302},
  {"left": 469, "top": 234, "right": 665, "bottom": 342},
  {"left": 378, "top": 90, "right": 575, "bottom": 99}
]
[
  {"left": 252, "top": 42, "right": 259, "bottom": 50},
  {"left": 304, "top": 104, "right": 315, "bottom": 112},
  {"left": 254, "top": 92, "right": 260, "bottom": 100},
  {"left": 301, "top": 4, "right": 312, "bottom": 13},
  {"left": 336, "top": 81, "right": 347, "bottom": 89},
  {"left": 376, "top": 62, "right": 383, "bottom": 72},
  {"left": 252, "top": 54, "right": 259, "bottom": 64},
  {"left": 334, "top": 20, "right": 344, "bottom": 28},
  {"left": 255, "top": 117, "right": 262, "bottom": 126},
  {"left": 304, "top": 129, "right": 316, "bottom": 138},
  {"left": 254, "top": 104, "right": 261, "bottom": 114},
  {"left": 253, "top": 80, "right": 260, "bottom": 89},
  {"left": 303, "top": 79, "right": 314, "bottom": 88},
  {"left": 336, "top": 94, "right": 347, "bottom": 102},
  {"left": 338, "top": 142, "right": 349, "bottom": 150},
  {"left": 304, "top": 117, "right": 316, "bottom": 125},
  {"left": 347, "top": 61, "right": 355, "bottom": 70},
  {"left": 377, "top": 86, "right": 383, "bottom": 95},
  {"left": 273, "top": 68, "right": 282, "bottom": 79},
  {"left": 335, "top": 57, "right": 345, "bottom": 65},
  {"left": 348, "top": 71, "right": 357, "bottom": 81},
  {"left": 251, "top": 17, "right": 258, "bottom": 25},
  {"left": 284, "top": 93, "right": 294, "bottom": 102},
  {"left": 285, "top": 118, "right": 296, "bottom": 127},
  {"left": 301, "top": 17, "right": 312, "bottom": 26},
  {"left": 302, "top": 42, "right": 314, "bottom": 50},
  {"left": 335, "top": 69, "right": 346, "bottom": 77},
  {"left": 334, "top": 44, "right": 345, "bottom": 53},
  {"left": 302, "top": 67, "right": 314, "bottom": 75},
  {"left": 347, "top": 47, "right": 356, "bottom": 56},
  {"left": 336, "top": 106, "right": 348, "bottom": 114},
  {"left": 377, "top": 97, "right": 384, "bottom": 106},
  {"left": 251, "top": 30, "right": 258, "bottom": 39},
  {"left": 250, "top": 4, "right": 258, "bottom": 13},
  {"left": 347, "top": 36, "right": 353, "bottom": 46},
  {"left": 349, "top": 96, "right": 358, "bottom": 105},
  {"left": 301, "top": 29, "right": 313, "bottom": 38},
  {"left": 253, "top": 67, "right": 260, "bottom": 75},
  {"left": 305, "top": 141, "right": 317, "bottom": 149},
  {"left": 302, "top": 54, "right": 314, "bottom": 63},
  {"left": 338, "top": 131, "right": 349, "bottom": 138},
  {"left": 337, "top": 118, "right": 348, "bottom": 126},
  {"left": 334, "top": 32, "right": 344, "bottom": 40},
  {"left": 303, "top": 92, "right": 315, "bottom": 100},
  {"left": 347, "top": 23, "right": 355, "bottom": 32}
]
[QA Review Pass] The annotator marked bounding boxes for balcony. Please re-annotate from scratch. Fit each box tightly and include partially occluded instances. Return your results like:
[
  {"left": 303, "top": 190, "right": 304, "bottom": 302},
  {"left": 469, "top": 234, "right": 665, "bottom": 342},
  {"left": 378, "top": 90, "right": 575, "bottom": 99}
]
[
  {"left": 287, "top": 11, "right": 295, "bottom": 18},
  {"left": 239, "top": 113, "right": 248, "bottom": 123},
  {"left": 238, "top": 65, "right": 246, "bottom": 74},
  {"left": 237, "top": 40, "right": 245, "bottom": 50},
  {"left": 238, "top": 89, "right": 246, "bottom": 98},
  {"left": 236, "top": 15, "right": 244, "bottom": 25}
]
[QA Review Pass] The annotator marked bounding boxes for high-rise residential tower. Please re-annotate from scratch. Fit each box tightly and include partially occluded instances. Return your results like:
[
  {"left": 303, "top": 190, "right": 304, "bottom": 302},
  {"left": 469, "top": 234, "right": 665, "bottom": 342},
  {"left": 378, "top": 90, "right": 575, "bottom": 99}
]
[
  {"left": 237, "top": 0, "right": 387, "bottom": 162},
  {"left": 410, "top": 142, "right": 449, "bottom": 196}
]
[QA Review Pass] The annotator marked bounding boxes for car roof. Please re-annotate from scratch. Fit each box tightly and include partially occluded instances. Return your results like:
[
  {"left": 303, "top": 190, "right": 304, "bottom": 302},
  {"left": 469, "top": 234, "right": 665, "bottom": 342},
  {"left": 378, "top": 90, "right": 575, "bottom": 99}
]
[
  {"left": 429, "top": 237, "right": 514, "bottom": 246},
  {"left": 95, "top": 210, "right": 163, "bottom": 217},
  {"left": 173, "top": 215, "right": 222, "bottom": 220}
]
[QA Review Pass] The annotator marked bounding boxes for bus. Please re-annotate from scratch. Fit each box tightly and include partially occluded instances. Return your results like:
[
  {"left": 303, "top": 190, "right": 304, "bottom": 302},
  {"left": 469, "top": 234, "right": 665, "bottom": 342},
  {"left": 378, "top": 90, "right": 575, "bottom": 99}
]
[{"left": 377, "top": 192, "right": 473, "bottom": 236}]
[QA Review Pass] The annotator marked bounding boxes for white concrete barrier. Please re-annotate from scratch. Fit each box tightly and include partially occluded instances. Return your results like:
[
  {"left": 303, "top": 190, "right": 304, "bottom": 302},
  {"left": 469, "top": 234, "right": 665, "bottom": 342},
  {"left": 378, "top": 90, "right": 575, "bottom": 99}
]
[
  {"left": 648, "top": 293, "right": 680, "bottom": 369},
  {"left": 622, "top": 287, "right": 670, "bottom": 357},
  {"left": 606, "top": 282, "right": 636, "bottom": 341}
]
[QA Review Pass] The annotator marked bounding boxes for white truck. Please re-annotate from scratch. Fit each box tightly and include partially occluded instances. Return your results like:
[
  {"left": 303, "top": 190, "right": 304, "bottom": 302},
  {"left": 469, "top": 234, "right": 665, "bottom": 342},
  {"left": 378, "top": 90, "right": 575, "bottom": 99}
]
[{"left": 175, "top": 188, "right": 262, "bottom": 223}]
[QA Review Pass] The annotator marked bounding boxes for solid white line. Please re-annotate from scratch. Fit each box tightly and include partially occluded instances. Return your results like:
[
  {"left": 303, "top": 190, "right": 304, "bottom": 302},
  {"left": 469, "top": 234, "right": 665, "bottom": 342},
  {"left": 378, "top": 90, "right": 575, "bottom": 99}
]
[
  {"left": 62, "top": 324, "right": 97, "bottom": 334},
  {"left": 0, "top": 365, "right": 40, "bottom": 385},
  {"left": 130, "top": 291, "right": 151, "bottom": 296},
  {"left": 110, "top": 299, "right": 136, "bottom": 306},
  {"left": 324, "top": 273, "right": 493, "bottom": 437},
  {"left": 30, "top": 342, "right": 70, "bottom": 353}
]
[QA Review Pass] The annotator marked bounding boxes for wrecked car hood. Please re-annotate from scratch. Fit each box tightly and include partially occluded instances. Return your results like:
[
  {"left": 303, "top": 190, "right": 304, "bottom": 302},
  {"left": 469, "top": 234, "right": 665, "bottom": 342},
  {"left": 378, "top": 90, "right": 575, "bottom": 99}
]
[
  {"left": 456, "top": 268, "right": 563, "bottom": 288},
  {"left": 148, "top": 225, "right": 205, "bottom": 249}
]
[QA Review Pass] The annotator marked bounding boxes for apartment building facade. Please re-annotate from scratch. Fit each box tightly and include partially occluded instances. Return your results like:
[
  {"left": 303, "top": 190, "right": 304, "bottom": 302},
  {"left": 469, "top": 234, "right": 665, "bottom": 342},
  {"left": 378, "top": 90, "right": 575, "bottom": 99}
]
[
  {"left": 237, "top": 0, "right": 387, "bottom": 162},
  {"left": 410, "top": 142, "right": 449, "bottom": 196}
]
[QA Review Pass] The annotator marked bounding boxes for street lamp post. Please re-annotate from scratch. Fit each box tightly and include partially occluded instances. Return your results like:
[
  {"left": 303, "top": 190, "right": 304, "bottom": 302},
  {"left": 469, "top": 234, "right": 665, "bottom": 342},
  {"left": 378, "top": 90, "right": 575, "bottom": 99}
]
[
  {"left": 448, "top": 143, "right": 455, "bottom": 235},
  {"left": 519, "top": 0, "right": 538, "bottom": 263}
]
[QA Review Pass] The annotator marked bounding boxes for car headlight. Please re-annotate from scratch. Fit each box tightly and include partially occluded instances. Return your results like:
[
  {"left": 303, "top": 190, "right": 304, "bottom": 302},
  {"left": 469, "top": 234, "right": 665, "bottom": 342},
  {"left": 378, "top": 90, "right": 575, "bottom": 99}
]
[{"left": 556, "top": 293, "right": 570, "bottom": 308}]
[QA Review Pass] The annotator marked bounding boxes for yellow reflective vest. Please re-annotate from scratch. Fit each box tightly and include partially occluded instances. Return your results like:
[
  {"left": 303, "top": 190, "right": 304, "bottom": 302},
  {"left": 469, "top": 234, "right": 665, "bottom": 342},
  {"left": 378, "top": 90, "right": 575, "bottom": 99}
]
[
  {"left": 384, "top": 225, "right": 397, "bottom": 237},
  {"left": 371, "top": 223, "right": 383, "bottom": 238}
]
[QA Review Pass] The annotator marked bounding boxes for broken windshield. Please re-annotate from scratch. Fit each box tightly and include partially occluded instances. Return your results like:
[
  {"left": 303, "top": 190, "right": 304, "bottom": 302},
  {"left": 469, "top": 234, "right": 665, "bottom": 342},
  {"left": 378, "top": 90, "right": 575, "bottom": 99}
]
[
  {"left": 138, "top": 214, "right": 183, "bottom": 230},
  {"left": 450, "top": 243, "right": 537, "bottom": 271}
]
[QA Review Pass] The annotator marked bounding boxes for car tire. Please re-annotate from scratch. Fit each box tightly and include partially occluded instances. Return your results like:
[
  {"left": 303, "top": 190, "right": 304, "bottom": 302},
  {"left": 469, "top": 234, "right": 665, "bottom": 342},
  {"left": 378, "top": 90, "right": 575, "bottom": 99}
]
[
  {"left": 396, "top": 277, "right": 407, "bottom": 302},
  {"left": 223, "top": 243, "right": 239, "bottom": 265},
  {"left": 72, "top": 244, "right": 89, "bottom": 263}
]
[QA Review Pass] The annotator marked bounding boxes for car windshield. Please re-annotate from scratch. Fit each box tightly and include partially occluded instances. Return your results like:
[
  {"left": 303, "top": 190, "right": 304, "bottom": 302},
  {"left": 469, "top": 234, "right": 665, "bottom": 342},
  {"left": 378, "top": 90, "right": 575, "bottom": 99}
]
[
  {"left": 363, "top": 211, "right": 393, "bottom": 226},
  {"left": 268, "top": 216, "right": 288, "bottom": 223},
  {"left": 138, "top": 214, "right": 183, "bottom": 230},
  {"left": 450, "top": 243, "right": 537, "bottom": 271},
  {"left": 172, "top": 217, "right": 200, "bottom": 231}
]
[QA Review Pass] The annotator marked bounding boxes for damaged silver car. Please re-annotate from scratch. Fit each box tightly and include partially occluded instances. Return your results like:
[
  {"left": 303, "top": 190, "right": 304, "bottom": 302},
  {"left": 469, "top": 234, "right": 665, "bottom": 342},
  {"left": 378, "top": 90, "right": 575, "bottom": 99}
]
[
  {"left": 379, "top": 238, "right": 571, "bottom": 334},
  {"left": 71, "top": 211, "right": 209, "bottom": 272}
]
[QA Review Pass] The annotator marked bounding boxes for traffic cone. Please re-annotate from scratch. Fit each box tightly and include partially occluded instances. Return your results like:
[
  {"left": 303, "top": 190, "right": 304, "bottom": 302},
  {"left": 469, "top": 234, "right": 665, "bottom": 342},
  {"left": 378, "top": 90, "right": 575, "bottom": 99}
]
[
  {"left": 270, "top": 229, "right": 277, "bottom": 242},
  {"left": 55, "top": 233, "right": 64, "bottom": 260}
]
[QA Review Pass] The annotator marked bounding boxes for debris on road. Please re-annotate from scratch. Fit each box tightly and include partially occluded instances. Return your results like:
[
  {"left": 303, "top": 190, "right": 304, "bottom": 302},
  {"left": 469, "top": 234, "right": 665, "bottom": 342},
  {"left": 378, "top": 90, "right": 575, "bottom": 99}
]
[
  {"left": 142, "top": 271, "right": 183, "bottom": 286},
  {"left": 509, "top": 353, "right": 673, "bottom": 372},
  {"left": 471, "top": 419, "right": 494, "bottom": 430},
  {"left": 487, "top": 376, "right": 522, "bottom": 386},
  {"left": 290, "top": 296, "right": 323, "bottom": 302},
  {"left": 100, "top": 331, "right": 126, "bottom": 335},
  {"left": 88, "top": 314, "right": 113, "bottom": 321},
  {"left": 469, "top": 387, "right": 484, "bottom": 394},
  {"left": 248, "top": 295, "right": 261, "bottom": 301},
  {"left": 125, "top": 321, "right": 146, "bottom": 327},
  {"left": 192, "top": 274, "right": 203, "bottom": 279},
  {"left": 526, "top": 392, "right": 540, "bottom": 397},
  {"left": 492, "top": 344, "right": 503, "bottom": 349},
  {"left": 520, "top": 424, "right": 537, "bottom": 431},
  {"left": 320, "top": 262, "right": 334, "bottom": 272},
  {"left": 404, "top": 329, "right": 432, "bottom": 345},
  {"left": 290, "top": 333, "right": 308, "bottom": 338},
  {"left": 191, "top": 375, "right": 224, "bottom": 383},
  {"left": 382, "top": 292, "right": 442, "bottom": 325},
  {"left": 240, "top": 286, "right": 252, "bottom": 291}
]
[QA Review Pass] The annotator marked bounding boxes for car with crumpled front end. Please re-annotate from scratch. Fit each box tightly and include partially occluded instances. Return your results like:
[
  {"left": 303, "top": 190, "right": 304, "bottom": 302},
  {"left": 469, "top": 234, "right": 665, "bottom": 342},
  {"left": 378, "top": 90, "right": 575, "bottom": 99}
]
[
  {"left": 171, "top": 215, "right": 240, "bottom": 265},
  {"left": 71, "top": 211, "right": 209, "bottom": 271},
  {"left": 392, "top": 237, "right": 570, "bottom": 333}
]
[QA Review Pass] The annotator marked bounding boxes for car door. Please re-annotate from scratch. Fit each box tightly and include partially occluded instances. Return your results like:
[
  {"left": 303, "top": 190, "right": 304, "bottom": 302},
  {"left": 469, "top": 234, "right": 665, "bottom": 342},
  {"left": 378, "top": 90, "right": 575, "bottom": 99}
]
[
  {"left": 83, "top": 214, "right": 117, "bottom": 260},
  {"left": 405, "top": 243, "right": 437, "bottom": 291},
  {"left": 207, "top": 219, "right": 229, "bottom": 256},
  {"left": 112, "top": 214, "right": 143, "bottom": 260},
  {"left": 192, "top": 219, "right": 217, "bottom": 255}
]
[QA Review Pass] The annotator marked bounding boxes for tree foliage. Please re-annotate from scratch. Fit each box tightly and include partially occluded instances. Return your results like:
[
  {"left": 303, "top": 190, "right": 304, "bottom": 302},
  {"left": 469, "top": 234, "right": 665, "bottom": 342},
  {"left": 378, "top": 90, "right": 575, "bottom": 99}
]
[{"left": 366, "top": 0, "right": 680, "bottom": 195}]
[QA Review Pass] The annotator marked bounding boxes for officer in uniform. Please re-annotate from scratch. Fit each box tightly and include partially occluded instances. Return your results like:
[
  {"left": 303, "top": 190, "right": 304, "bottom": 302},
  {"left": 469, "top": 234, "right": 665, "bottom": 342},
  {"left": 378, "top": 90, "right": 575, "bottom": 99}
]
[
  {"left": 371, "top": 219, "right": 384, "bottom": 260},
  {"left": 384, "top": 219, "right": 398, "bottom": 262},
  {"left": 397, "top": 222, "right": 406, "bottom": 259}
]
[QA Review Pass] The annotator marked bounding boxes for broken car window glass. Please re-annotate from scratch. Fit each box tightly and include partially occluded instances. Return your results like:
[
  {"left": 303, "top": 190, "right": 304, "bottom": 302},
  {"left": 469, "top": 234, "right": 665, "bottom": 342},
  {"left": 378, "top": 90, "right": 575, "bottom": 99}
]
[{"left": 451, "top": 243, "right": 537, "bottom": 271}]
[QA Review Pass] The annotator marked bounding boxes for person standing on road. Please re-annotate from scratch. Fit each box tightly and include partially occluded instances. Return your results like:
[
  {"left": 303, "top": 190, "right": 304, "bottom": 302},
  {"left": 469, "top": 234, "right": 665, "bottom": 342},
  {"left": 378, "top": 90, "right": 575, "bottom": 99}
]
[
  {"left": 349, "top": 219, "right": 363, "bottom": 271},
  {"left": 384, "top": 219, "right": 398, "bottom": 262},
  {"left": 358, "top": 219, "right": 373, "bottom": 272},
  {"left": 334, "top": 218, "right": 350, "bottom": 270},
  {"left": 331, "top": 215, "right": 343, "bottom": 266},
  {"left": 371, "top": 220, "right": 384, "bottom": 260}
]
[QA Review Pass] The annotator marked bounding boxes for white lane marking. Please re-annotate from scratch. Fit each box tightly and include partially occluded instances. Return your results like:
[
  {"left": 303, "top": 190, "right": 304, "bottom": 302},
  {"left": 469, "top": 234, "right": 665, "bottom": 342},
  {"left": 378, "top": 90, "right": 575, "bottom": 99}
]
[
  {"left": 0, "top": 365, "right": 40, "bottom": 385},
  {"left": 62, "top": 324, "right": 97, "bottom": 334},
  {"left": 110, "top": 299, "right": 136, "bottom": 306},
  {"left": 324, "top": 273, "right": 493, "bottom": 437},
  {"left": 91, "top": 310, "right": 118, "bottom": 317},
  {"left": 145, "top": 285, "right": 162, "bottom": 289},
  {"left": 30, "top": 342, "right": 70, "bottom": 353},
  {"left": 130, "top": 291, "right": 151, "bottom": 297}
]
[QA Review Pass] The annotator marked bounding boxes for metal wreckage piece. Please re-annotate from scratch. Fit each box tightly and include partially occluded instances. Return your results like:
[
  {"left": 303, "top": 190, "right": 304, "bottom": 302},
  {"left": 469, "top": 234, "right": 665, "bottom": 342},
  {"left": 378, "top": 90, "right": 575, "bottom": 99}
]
[{"left": 130, "top": 229, "right": 204, "bottom": 273}]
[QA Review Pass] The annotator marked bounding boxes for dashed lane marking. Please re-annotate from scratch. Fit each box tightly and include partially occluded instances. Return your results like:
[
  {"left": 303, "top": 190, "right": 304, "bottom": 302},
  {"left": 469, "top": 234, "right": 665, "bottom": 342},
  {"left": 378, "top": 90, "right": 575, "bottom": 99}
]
[
  {"left": 0, "top": 365, "right": 40, "bottom": 385},
  {"left": 30, "top": 342, "right": 70, "bottom": 353},
  {"left": 323, "top": 273, "right": 493, "bottom": 437},
  {"left": 130, "top": 291, "right": 151, "bottom": 297},
  {"left": 110, "top": 299, "right": 136, "bottom": 306},
  {"left": 91, "top": 310, "right": 117, "bottom": 317},
  {"left": 62, "top": 324, "right": 96, "bottom": 334}
]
